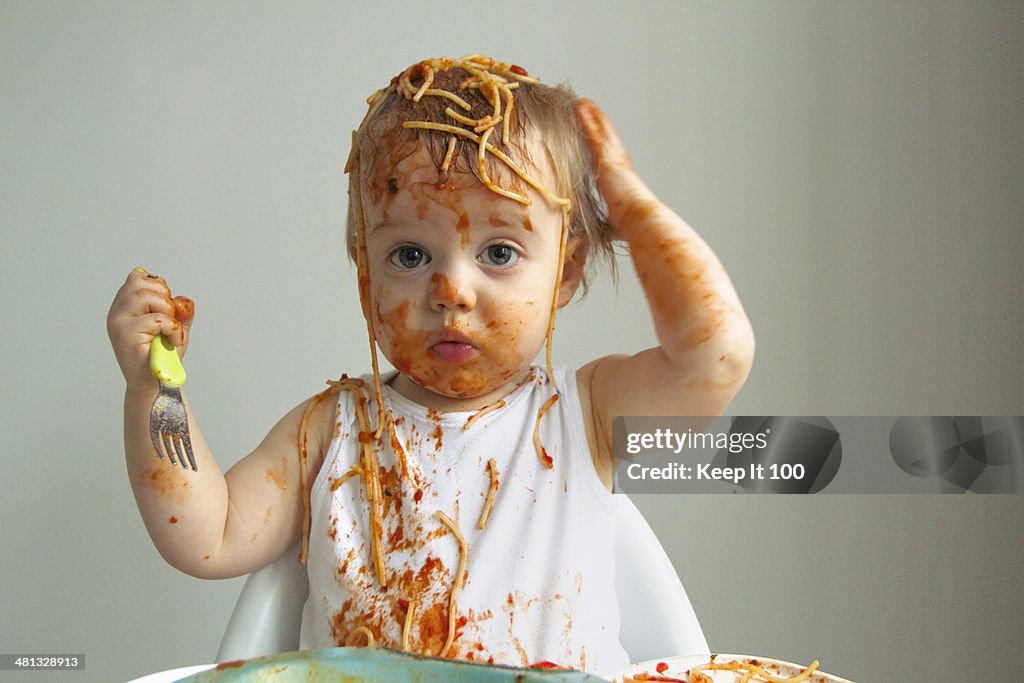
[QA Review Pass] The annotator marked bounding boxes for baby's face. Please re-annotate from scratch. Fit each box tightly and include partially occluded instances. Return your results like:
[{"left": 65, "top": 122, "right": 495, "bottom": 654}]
[{"left": 359, "top": 142, "right": 572, "bottom": 406}]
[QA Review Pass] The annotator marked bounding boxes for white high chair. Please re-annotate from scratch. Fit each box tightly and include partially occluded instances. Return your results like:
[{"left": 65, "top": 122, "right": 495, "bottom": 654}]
[{"left": 216, "top": 495, "right": 708, "bottom": 665}]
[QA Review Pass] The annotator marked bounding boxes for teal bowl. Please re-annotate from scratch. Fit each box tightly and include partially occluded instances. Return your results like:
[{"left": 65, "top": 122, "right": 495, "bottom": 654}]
[{"left": 180, "top": 647, "right": 611, "bottom": 682}]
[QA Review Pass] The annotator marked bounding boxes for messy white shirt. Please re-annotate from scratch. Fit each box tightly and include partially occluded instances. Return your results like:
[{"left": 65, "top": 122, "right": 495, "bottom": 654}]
[{"left": 300, "top": 366, "right": 629, "bottom": 676}]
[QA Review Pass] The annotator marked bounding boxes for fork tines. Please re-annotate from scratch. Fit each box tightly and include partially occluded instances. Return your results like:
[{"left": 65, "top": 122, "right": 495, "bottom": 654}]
[{"left": 149, "top": 386, "right": 197, "bottom": 471}]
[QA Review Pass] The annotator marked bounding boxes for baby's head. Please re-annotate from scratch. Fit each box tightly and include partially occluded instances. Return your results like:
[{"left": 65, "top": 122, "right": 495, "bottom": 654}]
[
  {"left": 346, "top": 55, "right": 613, "bottom": 282},
  {"left": 345, "top": 56, "right": 612, "bottom": 402}
]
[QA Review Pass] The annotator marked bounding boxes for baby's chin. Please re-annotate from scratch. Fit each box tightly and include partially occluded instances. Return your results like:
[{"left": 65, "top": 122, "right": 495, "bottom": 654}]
[
  {"left": 390, "top": 360, "right": 531, "bottom": 405},
  {"left": 415, "top": 369, "right": 519, "bottom": 400}
]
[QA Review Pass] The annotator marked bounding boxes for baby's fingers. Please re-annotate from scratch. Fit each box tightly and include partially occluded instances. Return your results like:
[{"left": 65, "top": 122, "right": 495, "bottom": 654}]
[
  {"left": 575, "top": 98, "right": 632, "bottom": 171},
  {"left": 125, "top": 267, "right": 171, "bottom": 296},
  {"left": 137, "top": 312, "right": 187, "bottom": 346},
  {"left": 109, "top": 270, "right": 191, "bottom": 348},
  {"left": 133, "top": 294, "right": 191, "bottom": 350}
]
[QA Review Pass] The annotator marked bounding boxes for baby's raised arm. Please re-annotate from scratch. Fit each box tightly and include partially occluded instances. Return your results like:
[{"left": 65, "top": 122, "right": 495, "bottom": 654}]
[
  {"left": 107, "top": 270, "right": 333, "bottom": 579},
  {"left": 574, "top": 101, "right": 755, "bottom": 474}
]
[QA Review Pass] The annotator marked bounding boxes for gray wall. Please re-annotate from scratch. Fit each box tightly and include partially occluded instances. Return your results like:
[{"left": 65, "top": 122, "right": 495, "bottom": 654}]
[{"left": 2, "top": 2, "right": 1021, "bottom": 681}]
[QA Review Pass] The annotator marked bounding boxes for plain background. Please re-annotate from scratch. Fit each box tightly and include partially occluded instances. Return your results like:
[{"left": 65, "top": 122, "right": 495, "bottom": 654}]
[{"left": 2, "top": 2, "right": 1022, "bottom": 681}]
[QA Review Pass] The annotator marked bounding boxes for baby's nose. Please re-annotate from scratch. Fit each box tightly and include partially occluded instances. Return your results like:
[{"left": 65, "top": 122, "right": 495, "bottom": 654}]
[{"left": 429, "top": 272, "right": 476, "bottom": 312}]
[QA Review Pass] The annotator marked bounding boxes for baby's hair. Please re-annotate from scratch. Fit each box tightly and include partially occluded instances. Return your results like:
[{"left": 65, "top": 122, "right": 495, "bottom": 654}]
[{"left": 344, "top": 55, "right": 616, "bottom": 293}]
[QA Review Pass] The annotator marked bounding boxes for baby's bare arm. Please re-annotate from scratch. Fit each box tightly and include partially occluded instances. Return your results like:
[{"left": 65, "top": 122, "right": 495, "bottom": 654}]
[
  {"left": 109, "top": 270, "right": 331, "bottom": 579},
  {"left": 575, "top": 101, "right": 755, "bottom": 470}
]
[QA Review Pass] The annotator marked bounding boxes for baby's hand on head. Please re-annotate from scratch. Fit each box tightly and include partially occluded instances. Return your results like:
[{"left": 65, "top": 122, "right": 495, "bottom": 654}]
[
  {"left": 107, "top": 268, "right": 195, "bottom": 386},
  {"left": 575, "top": 99, "right": 662, "bottom": 241},
  {"left": 575, "top": 98, "right": 633, "bottom": 175}
]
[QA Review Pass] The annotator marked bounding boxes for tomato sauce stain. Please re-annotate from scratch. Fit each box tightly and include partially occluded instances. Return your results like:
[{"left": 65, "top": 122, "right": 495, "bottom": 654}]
[
  {"left": 456, "top": 212, "right": 470, "bottom": 247},
  {"left": 215, "top": 660, "right": 244, "bottom": 670}
]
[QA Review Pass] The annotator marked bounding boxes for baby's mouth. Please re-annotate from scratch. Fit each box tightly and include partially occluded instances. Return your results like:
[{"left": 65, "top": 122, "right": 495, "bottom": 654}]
[{"left": 430, "top": 329, "right": 478, "bottom": 364}]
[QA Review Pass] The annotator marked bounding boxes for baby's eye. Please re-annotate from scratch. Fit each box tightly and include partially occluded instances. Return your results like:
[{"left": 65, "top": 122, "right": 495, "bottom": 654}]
[
  {"left": 388, "top": 245, "right": 430, "bottom": 269},
  {"left": 480, "top": 243, "right": 519, "bottom": 267}
]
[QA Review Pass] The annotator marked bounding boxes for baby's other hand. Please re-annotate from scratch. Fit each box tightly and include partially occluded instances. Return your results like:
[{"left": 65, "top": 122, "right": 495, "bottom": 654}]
[
  {"left": 575, "top": 98, "right": 633, "bottom": 176},
  {"left": 107, "top": 268, "right": 195, "bottom": 386},
  {"left": 575, "top": 99, "right": 659, "bottom": 240}
]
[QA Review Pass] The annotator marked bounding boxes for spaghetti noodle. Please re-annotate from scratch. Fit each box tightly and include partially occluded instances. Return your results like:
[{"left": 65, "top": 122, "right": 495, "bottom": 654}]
[
  {"left": 344, "top": 626, "right": 376, "bottom": 648},
  {"left": 440, "top": 136, "right": 458, "bottom": 173},
  {"left": 402, "top": 600, "right": 418, "bottom": 652},
  {"left": 330, "top": 465, "right": 364, "bottom": 492},
  {"left": 463, "top": 399, "right": 506, "bottom": 431},
  {"left": 350, "top": 380, "right": 388, "bottom": 589},
  {"left": 533, "top": 393, "right": 560, "bottom": 469},
  {"left": 297, "top": 378, "right": 343, "bottom": 564},
  {"left": 436, "top": 510, "right": 468, "bottom": 658},
  {"left": 478, "top": 458, "right": 499, "bottom": 530}
]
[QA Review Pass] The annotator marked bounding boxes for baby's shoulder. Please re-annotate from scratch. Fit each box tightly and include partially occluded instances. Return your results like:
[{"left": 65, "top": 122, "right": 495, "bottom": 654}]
[{"left": 300, "top": 373, "right": 370, "bottom": 478}]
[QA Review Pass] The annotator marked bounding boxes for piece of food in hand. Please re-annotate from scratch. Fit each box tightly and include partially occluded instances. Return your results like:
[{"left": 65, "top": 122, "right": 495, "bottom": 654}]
[{"left": 172, "top": 296, "right": 195, "bottom": 325}]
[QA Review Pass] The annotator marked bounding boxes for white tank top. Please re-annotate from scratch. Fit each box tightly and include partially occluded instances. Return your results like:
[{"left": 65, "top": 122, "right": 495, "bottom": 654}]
[{"left": 300, "top": 366, "right": 629, "bottom": 676}]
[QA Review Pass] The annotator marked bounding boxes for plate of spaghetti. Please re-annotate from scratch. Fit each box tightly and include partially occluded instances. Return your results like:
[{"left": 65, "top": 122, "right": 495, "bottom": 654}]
[{"left": 616, "top": 653, "right": 854, "bottom": 683}]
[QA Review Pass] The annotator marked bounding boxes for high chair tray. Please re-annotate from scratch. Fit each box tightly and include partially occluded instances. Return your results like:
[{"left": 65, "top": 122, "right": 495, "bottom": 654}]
[{"left": 179, "top": 647, "right": 608, "bottom": 682}]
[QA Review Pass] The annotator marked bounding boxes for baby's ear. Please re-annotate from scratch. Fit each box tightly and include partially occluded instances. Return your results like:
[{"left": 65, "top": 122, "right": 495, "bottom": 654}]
[{"left": 557, "top": 237, "right": 586, "bottom": 307}]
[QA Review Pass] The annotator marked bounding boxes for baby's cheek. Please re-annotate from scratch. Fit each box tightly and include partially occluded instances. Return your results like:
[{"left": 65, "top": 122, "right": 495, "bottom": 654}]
[
  {"left": 487, "top": 299, "right": 545, "bottom": 353},
  {"left": 375, "top": 299, "right": 425, "bottom": 376},
  {"left": 482, "top": 316, "right": 527, "bottom": 362}
]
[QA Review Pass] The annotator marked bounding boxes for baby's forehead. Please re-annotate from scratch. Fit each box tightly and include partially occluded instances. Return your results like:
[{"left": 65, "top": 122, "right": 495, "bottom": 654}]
[
  {"left": 363, "top": 133, "right": 557, "bottom": 197},
  {"left": 371, "top": 144, "right": 465, "bottom": 187}
]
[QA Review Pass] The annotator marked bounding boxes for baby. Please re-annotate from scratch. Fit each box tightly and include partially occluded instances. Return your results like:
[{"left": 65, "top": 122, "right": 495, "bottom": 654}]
[{"left": 107, "top": 55, "right": 753, "bottom": 675}]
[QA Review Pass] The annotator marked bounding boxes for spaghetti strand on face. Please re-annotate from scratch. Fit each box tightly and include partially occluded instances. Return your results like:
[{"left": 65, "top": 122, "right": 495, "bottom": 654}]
[{"left": 545, "top": 205, "right": 572, "bottom": 383}]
